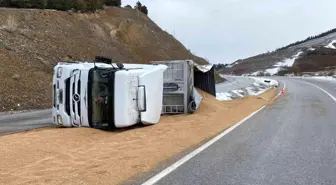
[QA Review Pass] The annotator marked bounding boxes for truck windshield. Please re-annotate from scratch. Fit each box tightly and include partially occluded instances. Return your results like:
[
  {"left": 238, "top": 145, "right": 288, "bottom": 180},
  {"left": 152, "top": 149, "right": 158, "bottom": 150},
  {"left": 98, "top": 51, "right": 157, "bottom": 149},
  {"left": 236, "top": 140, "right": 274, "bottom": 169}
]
[{"left": 89, "top": 69, "right": 111, "bottom": 128}]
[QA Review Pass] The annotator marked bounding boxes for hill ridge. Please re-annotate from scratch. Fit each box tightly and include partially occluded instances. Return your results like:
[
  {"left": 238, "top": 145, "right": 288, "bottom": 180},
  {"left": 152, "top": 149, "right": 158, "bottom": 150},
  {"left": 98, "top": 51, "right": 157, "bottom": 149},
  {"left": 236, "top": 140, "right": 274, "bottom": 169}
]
[{"left": 218, "top": 29, "right": 336, "bottom": 76}]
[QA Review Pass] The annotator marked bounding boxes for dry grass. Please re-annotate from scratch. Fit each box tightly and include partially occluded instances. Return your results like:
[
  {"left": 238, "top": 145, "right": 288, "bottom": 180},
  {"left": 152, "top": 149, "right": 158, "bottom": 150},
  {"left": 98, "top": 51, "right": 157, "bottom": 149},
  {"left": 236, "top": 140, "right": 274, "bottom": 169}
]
[
  {"left": 90, "top": 23, "right": 109, "bottom": 40},
  {"left": 76, "top": 12, "right": 100, "bottom": 20},
  {"left": 327, "top": 70, "right": 335, "bottom": 76},
  {"left": 1, "top": 15, "right": 18, "bottom": 33},
  {"left": 103, "top": 22, "right": 118, "bottom": 40}
]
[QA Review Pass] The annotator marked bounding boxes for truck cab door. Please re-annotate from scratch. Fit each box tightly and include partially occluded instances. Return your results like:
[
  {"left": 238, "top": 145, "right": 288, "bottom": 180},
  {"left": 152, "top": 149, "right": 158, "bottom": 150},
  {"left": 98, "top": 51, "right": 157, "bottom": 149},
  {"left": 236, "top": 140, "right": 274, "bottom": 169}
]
[{"left": 138, "top": 65, "right": 168, "bottom": 125}]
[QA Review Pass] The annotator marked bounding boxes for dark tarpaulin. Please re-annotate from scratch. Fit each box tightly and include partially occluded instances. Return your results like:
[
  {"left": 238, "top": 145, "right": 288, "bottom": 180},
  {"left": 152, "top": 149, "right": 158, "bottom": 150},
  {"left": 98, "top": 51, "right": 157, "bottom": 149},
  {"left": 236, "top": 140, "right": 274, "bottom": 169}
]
[{"left": 193, "top": 64, "right": 216, "bottom": 96}]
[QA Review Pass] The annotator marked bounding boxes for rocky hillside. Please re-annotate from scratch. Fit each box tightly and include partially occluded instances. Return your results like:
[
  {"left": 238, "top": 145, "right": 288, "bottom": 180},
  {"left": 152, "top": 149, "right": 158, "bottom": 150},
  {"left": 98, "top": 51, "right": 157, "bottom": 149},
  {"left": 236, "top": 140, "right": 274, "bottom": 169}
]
[
  {"left": 220, "top": 31, "right": 336, "bottom": 75},
  {"left": 0, "top": 7, "right": 210, "bottom": 112}
]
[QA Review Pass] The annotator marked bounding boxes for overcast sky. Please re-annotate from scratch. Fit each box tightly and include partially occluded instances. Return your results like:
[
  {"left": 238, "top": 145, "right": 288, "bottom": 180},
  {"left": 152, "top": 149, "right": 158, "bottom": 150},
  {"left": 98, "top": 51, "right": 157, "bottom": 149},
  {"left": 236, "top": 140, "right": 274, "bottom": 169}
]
[{"left": 122, "top": 0, "right": 336, "bottom": 64}]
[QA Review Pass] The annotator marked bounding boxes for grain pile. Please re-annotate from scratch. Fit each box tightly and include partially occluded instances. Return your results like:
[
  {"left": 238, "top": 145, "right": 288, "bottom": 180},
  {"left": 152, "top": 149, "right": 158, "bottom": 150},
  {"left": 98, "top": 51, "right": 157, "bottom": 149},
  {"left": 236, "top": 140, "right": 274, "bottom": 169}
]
[{"left": 0, "top": 88, "right": 277, "bottom": 185}]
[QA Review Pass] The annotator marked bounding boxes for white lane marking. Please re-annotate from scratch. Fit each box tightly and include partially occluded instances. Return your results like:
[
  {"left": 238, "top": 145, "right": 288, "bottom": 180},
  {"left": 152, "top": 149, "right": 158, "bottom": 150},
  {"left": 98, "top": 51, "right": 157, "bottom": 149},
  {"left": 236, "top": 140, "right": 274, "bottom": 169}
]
[
  {"left": 301, "top": 81, "right": 336, "bottom": 102},
  {"left": 141, "top": 106, "right": 267, "bottom": 185}
]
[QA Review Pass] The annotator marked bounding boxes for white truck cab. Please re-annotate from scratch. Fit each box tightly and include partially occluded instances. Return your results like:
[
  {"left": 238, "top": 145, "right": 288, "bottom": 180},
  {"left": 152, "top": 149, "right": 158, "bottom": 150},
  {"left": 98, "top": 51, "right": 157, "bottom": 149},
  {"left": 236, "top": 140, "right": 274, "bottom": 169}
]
[{"left": 52, "top": 57, "right": 167, "bottom": 129}]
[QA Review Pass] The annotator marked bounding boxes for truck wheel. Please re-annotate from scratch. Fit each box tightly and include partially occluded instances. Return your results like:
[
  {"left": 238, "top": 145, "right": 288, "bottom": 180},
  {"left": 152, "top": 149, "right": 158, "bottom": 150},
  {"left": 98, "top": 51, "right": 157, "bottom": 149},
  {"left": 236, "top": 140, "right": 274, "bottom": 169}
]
[{"left": 188, "top": 101, "right": 197, "bottom": 113}]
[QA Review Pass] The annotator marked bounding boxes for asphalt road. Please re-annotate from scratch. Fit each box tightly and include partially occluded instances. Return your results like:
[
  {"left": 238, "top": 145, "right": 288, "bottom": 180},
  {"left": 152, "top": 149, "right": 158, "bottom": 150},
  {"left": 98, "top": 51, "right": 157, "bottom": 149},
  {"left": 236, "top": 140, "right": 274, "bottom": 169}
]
[
  {"left": 300, "top": 77, "right": 336, "bottom": 96},
  {"left": 139, "top": 77, "right": 336, "bottom": 185},
  {"left": 0, "top": 109, "right": 52, "bottom": 135}
]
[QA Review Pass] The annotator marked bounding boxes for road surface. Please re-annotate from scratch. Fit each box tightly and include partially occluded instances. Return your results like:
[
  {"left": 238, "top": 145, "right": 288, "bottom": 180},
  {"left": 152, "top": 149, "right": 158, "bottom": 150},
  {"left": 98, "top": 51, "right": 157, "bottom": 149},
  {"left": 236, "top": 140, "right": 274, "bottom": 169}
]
[
  {"left": 136, "top": 77, "right": 336, "bottom": 185},
  {"left": 0, "top": 109, "right": 52, "bottom": 135}
]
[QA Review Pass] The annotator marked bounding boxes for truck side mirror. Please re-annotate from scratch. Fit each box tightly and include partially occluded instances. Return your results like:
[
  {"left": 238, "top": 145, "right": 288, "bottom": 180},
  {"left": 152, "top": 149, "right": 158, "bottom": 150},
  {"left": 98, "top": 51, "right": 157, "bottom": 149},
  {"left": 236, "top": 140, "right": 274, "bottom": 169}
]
[
  {"left": 116, "top": 63, "right": 124, "bottom": 69},
  {"left": 137, "top": 85, "right": 147, "bottom": 112}
]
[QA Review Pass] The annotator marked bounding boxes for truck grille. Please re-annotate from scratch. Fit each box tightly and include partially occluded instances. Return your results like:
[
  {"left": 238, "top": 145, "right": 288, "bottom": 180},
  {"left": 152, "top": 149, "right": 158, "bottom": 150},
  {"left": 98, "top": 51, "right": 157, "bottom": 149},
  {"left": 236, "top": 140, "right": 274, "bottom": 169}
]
[
  {"left": 64, "top": 70, "right": 81, "bottom": 126},
  {"left": 72, "top": 81, "right": 76, "bottom": 116},
  {"left": 78, "top": 80, "right": 81, "bottom": 117},
  {"left": 72, "top": 70, "right": 81, "bottom": 126},
  {"left": 53, "top": 84, "right": 56, "bottom": 108},
  {"left": 65, "top": 78, "right": 71, "bottom": 116}
]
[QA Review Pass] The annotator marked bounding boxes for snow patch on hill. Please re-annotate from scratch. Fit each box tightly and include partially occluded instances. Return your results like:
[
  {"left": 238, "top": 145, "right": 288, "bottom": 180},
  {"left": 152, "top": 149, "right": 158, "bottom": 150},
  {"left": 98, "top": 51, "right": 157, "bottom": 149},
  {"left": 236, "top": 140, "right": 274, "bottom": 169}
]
[
  {"left": 248, "top": 51, "right": 303, "bottom": 76},
  {"left": 265, "top": 68, "right": 279, "bottom": 75},
  {"left": 274, "top": 51, "right": 303, "bottom": 68},
  {"left": 325, "top": 40, "right": 336, "bottom": 49}
]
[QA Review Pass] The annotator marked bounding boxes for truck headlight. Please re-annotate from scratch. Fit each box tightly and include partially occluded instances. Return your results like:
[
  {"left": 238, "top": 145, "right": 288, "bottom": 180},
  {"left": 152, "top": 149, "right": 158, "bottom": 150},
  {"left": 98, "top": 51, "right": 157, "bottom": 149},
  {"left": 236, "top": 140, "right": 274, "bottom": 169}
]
[
  {"left": 57, "top": 115, "right": 63, "bottom": 125},
  {"left": 57, "top": 67, "right": 63, "bottom": 78}
]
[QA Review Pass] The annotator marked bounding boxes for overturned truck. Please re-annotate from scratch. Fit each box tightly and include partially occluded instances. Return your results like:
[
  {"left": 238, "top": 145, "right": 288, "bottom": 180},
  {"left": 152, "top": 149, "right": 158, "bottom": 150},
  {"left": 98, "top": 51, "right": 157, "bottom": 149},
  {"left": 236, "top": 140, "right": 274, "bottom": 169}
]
[
  {"left": 52, "top": 57, "right": 216, "bottom": 129},
  {"left": 52, "top": 57, "right": 167, "bottom": 129}
]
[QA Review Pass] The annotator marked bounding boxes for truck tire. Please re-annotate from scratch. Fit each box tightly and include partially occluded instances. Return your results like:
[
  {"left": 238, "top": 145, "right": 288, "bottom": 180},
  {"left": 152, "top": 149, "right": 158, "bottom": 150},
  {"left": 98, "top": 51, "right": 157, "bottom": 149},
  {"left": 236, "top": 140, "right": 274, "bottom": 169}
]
[{"left": 188, "top": 101, "right": 197, "bottom": 113}]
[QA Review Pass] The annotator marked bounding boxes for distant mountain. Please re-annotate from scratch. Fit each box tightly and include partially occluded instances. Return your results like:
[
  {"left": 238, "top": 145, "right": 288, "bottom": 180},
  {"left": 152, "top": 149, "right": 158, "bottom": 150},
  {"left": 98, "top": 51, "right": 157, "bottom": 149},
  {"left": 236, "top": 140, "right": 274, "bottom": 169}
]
[{"left": 219, "top": 29, "right": 336, "bottom": 76}]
